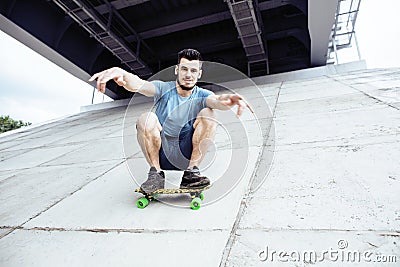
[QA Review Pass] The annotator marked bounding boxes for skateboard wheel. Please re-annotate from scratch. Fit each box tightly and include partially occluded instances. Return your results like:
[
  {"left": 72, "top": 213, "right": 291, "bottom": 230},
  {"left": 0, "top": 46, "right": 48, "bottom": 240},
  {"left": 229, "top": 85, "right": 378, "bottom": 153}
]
[
  {"left": 190, "top": 197, "right": 201, "bottom": 210},
  {"left": 199, "top": 192, "right": 205, "bottom": 201},
  {"left": 137, "top": 197, "right": 149, "bottom": 209}
]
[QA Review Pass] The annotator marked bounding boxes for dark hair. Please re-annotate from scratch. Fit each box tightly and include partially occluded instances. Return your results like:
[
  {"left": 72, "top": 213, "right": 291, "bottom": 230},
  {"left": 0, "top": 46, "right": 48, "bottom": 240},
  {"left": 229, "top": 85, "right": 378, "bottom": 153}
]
[{"left": 177, "top": 49, "right": 202, "bottom": 64}]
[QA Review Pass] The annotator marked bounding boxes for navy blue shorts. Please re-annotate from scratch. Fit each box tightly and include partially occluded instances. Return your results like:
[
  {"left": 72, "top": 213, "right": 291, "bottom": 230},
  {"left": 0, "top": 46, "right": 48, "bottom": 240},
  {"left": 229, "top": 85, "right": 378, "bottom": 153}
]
[{"left": 159, "top": 128, "right": 194, "bottom": 171}]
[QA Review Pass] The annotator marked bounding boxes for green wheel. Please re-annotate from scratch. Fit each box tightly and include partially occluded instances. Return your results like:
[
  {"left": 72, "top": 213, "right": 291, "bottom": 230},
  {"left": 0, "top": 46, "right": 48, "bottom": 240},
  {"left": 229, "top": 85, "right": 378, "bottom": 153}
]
[
  {"left": 199, "top": 192, "right": 205, "bottom": 201},
  {"left": 137, "top": 197, "right": 149, "bottom": 209},
  {"left": 190, "top": 197, "right": 201, "bottom": 210}
]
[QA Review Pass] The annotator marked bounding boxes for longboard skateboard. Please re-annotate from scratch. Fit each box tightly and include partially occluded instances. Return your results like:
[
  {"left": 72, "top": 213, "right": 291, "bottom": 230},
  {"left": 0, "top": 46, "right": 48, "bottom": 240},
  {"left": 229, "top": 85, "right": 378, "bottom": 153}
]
[{"left": 135, "top": 185, "right": 211, "bottom": 210}]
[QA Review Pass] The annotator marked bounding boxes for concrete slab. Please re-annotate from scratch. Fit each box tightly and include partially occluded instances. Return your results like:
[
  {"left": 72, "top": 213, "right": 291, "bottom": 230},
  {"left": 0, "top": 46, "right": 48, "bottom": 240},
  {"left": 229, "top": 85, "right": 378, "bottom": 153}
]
[
  {"left": 109, "top": 124, "right": 136, "bottom": 139},
  {"left": 219, "top": 68, "right": 400, "bottom": 266},
  {"left": 332, "top": 69, "right": 400, "bottom": 88},
  {"left": 23, "top": 147, "right": 260, "bottom": 231},
  {"left": 213, "top": 118, "right": 269, "bottom": 149},
  {"left": 392, "top": 102, "right": 400, "bottom": 109},
  {"left": 1, "top": 66, "right": 399, "bottom": 266},
  {"left": 0, "top": 170, "right": 16, "bottom": 183},
  {"left": 42, "top": 137, "right": 135, "bottom": 166},
  {"left": 250, "top": 61, "right": 366, "bottom": 84},
  {"left": 0, "top": 120, "right": 65, "bottom": 142},
  {"left": 0, "top": 149, "right": 30, "bottom": 162},
  {"left": 278, "top": 81, "right": 355, "bottom": 103},
  {"left": 366, "top": 80, "right": 399, "bottom": 90},
  {"left": 51, "top": 124, "right": 123, "bottom": 145},
  {"left": 226, "top": 229, "right": 399, "bottom": 266},
  {"left": 230, "top": 86, "right": 279, "bottom": 114},
  {"left": 332, "top": 74, "right": 400, "bottom": 109},
  {"left": 0, "top": 160, "right": 122, "bottom": 226},
  {"left": 0, "top": 229, "right": 229, "bottom": 267},
  {"left": 234, "top": 84, "right": 280, "bottom": 98},
  {"left": 275, "top": 92, "right": 382, "bottom": 118},
  {"left": 120, "top": 101, "right": 154, "bottom": 117},
  {"left": 0, "top": 144, "right": 86, "bottom": 171},
  {"left": 2, "top": 133, "right": 75, "bottom": 151},
  {"left": 0, "top": 139, "right": 28, "bottom": 151},
  {"left": 0, "top": 168, "right": 27, "bottom": 184},
  {"left": 273, "top": 132, "right": 399, "bottom": 152},
  {"left": 0, "top": 120, "right": 110, "bottom": 153},
  {"left": 240, "top": 140, "right": 400, "bottom": 231},
  {"left": 0, "top": 131, "right": 30, "bottom": 143},
  {"left": 280, "top": 76, "right": 334, "bottom": 87},
  {"left": 343, "top": 77, "right": 395, "bottom": 87},
  {"left": 0, "top": 228, "right": 13, "bottom": 239},
  {"left": 274, "top": 106, "right": 399, "bottom": 146},
  {"left": 360, "top": 87, "right": 400, "bottom": 105}
]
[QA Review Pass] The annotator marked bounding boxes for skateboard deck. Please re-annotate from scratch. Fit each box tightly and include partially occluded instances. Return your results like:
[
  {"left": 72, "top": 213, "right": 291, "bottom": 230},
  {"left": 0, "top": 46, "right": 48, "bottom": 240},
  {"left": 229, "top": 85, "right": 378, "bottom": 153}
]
[{"left": 135, "top": 185, "right": 211, "bottom": 210}]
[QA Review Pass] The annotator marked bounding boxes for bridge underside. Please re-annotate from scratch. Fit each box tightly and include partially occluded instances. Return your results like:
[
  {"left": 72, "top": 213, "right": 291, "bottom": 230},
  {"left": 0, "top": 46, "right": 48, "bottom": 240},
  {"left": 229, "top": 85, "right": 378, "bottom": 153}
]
[{"left": 0, "top": 0, "right": 337, "bottom": 100}]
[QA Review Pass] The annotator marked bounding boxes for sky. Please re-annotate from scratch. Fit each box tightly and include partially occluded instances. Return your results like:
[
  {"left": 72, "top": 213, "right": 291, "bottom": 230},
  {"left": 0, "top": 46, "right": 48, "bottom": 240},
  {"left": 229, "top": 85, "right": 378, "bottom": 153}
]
[
  {"left": 335, "top": 0, "right": 400, "bottom": 67},
  {"left": 0, "top": 0, "right": 399, "bottom": 125},
  {"left": 0, "top": 29, "right": 112, "bottom": 125}
]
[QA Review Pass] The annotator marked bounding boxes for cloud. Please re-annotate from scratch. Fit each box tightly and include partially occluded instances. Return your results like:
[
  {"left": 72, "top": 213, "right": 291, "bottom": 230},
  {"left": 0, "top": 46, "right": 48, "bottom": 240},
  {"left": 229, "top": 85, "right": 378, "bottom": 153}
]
[
  {"left": 356, "top": 0, "right": 400, "bottom": 68},
  {"left": 0, "top": 30, "right": 110, "bottom": 124},
  {"left": 0, "top": 97, "right": 62, "bottom": 124}
]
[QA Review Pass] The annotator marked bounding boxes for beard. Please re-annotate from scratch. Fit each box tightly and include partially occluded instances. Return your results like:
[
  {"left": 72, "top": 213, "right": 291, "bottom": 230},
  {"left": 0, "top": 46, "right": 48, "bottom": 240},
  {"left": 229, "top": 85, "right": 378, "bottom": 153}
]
[{"left": 177, "top": 78, "right": 196, "bottom": 91}]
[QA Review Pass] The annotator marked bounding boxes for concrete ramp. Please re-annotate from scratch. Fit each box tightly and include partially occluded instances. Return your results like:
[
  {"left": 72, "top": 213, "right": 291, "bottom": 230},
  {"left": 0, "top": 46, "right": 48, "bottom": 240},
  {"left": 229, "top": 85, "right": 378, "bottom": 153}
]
[{"left": 0, "top": 67, "right": 399, "bottom": 266}]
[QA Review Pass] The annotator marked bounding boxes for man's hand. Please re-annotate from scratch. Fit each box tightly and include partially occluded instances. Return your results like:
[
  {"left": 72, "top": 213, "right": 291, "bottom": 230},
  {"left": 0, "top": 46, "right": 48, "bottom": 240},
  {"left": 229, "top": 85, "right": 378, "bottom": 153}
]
[
  {"left": 217, "top": 94, "right": 254, "bottom": 117},
  {"left": 88, "top": 67, "right": 127, "bottom": 93}
]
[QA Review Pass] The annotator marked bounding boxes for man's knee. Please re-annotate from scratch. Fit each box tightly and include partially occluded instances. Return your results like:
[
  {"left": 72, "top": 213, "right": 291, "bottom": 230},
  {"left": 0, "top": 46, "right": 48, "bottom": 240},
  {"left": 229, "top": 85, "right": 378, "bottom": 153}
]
[
  {"left": 136, "top": 112, "right": 162, "bottom": 132},
  {"left": 199, "top": 107, "right": 215, "bottom": 118},
  {"left": 194, "top": 108, "right": 217, "bottom": 129}
]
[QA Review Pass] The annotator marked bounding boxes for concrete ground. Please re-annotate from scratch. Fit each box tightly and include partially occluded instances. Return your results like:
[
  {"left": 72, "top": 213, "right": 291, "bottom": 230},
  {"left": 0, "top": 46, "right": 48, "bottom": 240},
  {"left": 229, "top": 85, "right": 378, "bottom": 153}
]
[{"left": 0, "top": 66, "right": 399, "bottom": 266}]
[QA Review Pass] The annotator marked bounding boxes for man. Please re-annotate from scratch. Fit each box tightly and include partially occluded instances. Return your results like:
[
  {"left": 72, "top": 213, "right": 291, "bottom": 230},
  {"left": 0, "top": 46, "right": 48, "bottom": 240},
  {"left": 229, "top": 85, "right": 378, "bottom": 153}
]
[{"left": 89, "top": 49, "right": 253, "bottom": 193}]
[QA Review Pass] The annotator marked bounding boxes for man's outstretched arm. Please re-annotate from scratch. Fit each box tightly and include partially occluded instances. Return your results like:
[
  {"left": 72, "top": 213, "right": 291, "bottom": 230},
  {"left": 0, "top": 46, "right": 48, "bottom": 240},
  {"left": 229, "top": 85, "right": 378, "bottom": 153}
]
[
  {"left": 88, "top": 67, "right": 156, "bottom": 97},
  {"left": 206, "top": 94, "right": 254, "bottom": 117}
]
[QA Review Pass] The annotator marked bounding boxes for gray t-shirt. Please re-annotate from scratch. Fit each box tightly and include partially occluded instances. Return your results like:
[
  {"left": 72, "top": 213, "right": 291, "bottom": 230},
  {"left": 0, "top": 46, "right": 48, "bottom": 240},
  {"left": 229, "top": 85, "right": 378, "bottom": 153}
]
[{"left": 152, "top": 81, "right": 214, "bottom": 137}]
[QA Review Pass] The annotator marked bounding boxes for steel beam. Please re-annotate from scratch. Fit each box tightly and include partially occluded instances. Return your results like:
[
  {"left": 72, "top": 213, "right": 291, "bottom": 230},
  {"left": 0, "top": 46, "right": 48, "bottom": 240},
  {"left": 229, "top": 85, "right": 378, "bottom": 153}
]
[
  {"left": 52, "top": 0, "right": 153, "bottom": 76},
  {"left": 124, "top": 0, "right": 307, "bottom": 41},
  {"left": 96, "top": 0, "right": 149, "bottom": 14},
  {"left": 226, "top": 0, "right": 269, "bottom": 76}
]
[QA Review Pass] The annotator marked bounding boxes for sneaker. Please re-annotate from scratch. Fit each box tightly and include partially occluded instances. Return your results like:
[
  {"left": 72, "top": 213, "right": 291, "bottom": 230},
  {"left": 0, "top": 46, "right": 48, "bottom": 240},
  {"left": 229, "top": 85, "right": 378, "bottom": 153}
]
[
  {"left": 180, "top": 166, "right": 210, "bottom": 189},
  {"left": 140, "top": 167, "right": 165, "bottom": 194}
]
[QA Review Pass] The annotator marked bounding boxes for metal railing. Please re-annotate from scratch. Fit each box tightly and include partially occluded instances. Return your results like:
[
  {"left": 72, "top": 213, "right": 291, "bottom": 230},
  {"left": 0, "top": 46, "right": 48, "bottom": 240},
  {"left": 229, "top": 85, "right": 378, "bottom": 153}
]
[{"left": 328, "top": 0, "right": 362, "bottom": 64}]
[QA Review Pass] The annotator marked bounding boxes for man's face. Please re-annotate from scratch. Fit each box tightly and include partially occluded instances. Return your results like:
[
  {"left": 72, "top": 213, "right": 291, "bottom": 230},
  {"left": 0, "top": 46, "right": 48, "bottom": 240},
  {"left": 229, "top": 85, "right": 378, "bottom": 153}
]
[{"left": 175, "top": 58, "right": 202, "bottom": 91}]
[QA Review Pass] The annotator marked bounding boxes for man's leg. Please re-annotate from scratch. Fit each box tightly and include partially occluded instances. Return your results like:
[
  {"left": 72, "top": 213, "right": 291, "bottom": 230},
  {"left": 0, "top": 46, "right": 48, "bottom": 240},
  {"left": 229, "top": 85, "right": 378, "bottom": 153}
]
[
  {"left": 136, "top": 112, "right": 162, "bottom": 171},
  {"left": 189, "top": 107, "right": 218, "bottom": 168}
]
